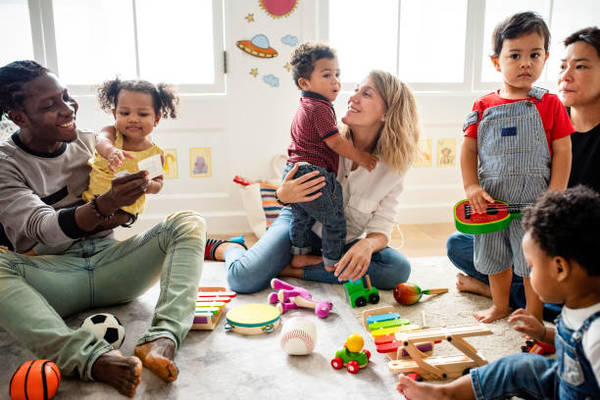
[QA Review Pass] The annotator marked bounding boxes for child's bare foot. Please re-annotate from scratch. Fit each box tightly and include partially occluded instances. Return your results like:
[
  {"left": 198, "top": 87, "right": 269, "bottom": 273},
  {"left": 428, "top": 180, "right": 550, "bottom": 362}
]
[
  {"left": 92, "top": 350, "right": 142, "bottom": 397},
  {"left": 456, "top": 273, "right": 491, "bottom": 297},
  {"left": 474, "top": 305, "right": 511, "bottom": 323},
  {"left": 135, "top": 337, "right": 178, "bottom": 382},
  {"left": 290, "top": 254, "right": 323, "bottom": 268},
  {"left": 279, "top": 264, "right": 303, "bottom": 278},
  {"left": 397, "top": 375, "right": 450, "bottom": 400}
]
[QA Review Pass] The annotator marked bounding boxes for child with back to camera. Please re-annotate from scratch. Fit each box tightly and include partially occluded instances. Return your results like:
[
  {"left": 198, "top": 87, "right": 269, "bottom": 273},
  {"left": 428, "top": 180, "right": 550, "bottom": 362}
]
[
  {"left": 461, "top": 12, "right": 573, "bottom": 323},
  {"left": 283, "top": 42, "right": 378, "bottom": 270},
  {"left": 397, "top": 185, "right": 600, "bottom": 400},
  {"left": 82, "top": 78, "right": 178, "bottom": 220}
]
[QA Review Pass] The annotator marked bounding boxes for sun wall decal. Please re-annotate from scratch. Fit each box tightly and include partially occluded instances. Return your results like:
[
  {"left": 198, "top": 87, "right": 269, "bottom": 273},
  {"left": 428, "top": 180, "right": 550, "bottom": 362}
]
[{"left": 259, "top": 0, "right": 298, "bottom": 19}]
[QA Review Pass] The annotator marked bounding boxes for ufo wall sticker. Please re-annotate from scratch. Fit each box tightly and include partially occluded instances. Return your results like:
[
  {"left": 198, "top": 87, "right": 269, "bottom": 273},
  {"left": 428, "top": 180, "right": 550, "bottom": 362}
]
[
  {"left": 237, "top": 34, "right": 278, "bottom": 58},
  {"left": 259, "top": 0, "right": 298, "bottom": 18}
]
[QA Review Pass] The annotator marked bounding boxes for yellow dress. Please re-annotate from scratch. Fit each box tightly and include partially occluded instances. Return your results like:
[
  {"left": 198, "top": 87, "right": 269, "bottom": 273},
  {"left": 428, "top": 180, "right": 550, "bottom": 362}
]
[{"left": 82, "top": 130, "right": 163, "bottom": 215}]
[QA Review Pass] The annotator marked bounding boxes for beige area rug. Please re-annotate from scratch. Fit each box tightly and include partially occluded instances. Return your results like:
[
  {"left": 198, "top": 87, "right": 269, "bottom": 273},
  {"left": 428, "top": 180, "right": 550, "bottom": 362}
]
[{"left": 0, "top": 257, "right": 548, "bottom": 399}]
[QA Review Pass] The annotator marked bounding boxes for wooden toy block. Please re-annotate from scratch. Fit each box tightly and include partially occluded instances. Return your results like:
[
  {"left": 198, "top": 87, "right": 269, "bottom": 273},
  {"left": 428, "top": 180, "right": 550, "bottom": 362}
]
[
  {"left": 388, "top": 324, "right": 493, "bottom": 380},
  {"left": 192, "top": 286, "right": 237, "bottom": 330}
]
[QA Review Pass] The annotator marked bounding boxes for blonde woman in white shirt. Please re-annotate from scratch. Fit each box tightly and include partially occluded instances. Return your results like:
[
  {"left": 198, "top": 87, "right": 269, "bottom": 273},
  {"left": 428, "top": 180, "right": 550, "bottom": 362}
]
[{"left": 214, "top": 70, "right": 420, "bottom": 293}]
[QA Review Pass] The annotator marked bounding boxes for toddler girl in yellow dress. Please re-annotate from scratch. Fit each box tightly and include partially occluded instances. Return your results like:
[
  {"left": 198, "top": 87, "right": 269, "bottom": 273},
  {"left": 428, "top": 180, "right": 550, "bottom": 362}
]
[{"left": 82, "top": 78, "right": 178, "bottom": 217}]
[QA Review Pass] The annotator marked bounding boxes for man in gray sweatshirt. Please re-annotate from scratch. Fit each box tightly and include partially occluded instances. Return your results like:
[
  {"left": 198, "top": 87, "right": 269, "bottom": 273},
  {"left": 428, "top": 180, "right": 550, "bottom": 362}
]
[{"left": 0, "top": 60, "right": 206, "bottom": 397}]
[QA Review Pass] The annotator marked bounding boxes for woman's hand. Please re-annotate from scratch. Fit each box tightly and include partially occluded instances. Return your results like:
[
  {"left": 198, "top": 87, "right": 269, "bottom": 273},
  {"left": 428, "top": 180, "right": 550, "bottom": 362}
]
[
  {"left": 465, "top": 184, "right": 494, "bottom": 214},
  {"left": 277, "top": 164, "right": 326, "bottom": 204},
  {"left": 508, "top": 308, "right": 546, "bottom": 341},
  {"left": 333, "top": 239, "right": 374, "bottom": 282}
]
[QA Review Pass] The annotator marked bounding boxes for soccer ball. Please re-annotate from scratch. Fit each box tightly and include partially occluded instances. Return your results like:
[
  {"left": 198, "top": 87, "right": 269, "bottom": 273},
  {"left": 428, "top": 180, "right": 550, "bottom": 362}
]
[{"left": 81, "top": 313, "right": 125, "bottom": 349}]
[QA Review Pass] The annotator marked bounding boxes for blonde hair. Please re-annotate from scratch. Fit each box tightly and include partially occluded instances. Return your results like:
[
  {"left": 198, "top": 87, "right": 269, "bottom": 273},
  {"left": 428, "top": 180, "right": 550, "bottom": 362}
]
[{"left": 342, "top": 70, "right": 420, "bottom": 174}]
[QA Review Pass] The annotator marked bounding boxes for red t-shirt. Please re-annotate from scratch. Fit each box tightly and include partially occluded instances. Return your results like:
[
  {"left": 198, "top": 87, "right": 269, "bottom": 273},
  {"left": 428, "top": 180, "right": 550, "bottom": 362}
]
[
  {"left": 464, "top": 91, "right": 574, "bottom": 155},
  {"left": 287, "top": 91, "right": 340, "bottom": 174}
]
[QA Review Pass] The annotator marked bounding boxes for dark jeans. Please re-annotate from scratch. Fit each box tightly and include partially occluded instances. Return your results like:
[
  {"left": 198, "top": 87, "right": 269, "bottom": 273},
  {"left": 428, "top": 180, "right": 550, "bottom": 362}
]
[
  {"left": 446, "top": 232, "right": 562, "bottom": 321},
  {"left": 283, "top": 163, "right": 345, "bottom": 266}
]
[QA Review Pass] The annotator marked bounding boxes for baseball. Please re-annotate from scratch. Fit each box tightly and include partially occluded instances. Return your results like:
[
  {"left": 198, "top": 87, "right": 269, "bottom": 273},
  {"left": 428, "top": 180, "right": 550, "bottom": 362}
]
[{"left": 280, "top": 317, "right": 317, "bottom": 355}]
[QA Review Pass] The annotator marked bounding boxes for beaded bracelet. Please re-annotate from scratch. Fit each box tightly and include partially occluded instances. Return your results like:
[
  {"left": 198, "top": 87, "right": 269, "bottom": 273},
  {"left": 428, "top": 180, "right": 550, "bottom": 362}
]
[{"left": 90, "top": 197, "right": 114, "bottom": 222}]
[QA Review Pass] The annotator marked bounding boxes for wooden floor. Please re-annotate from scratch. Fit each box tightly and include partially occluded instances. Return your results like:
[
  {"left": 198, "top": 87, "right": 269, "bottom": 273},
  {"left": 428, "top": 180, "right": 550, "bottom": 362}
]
[{"left": 216, "top": 223, "right": 455, "bottom": 258}]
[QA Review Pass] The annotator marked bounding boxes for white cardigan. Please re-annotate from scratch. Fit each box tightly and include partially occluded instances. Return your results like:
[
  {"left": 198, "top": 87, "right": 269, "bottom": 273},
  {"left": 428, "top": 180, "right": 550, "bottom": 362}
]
[{"left": 313, "top": 156, "right": 405, "bottom": 243}]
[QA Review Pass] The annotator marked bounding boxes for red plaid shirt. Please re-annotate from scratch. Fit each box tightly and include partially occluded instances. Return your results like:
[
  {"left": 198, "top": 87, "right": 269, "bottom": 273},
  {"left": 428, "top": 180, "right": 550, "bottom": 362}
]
[{"left": 287, "top": 91, "right": 340, "bottom": 174}]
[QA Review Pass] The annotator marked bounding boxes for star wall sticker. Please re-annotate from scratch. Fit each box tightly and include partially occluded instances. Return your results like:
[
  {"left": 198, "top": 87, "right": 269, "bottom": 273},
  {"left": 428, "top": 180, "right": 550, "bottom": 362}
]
[
  {"left": 250, "top": 68, "right": 259, "bottom": 77},
  {"left": 284, "top": 63, "right": 292, "bottom": 72},
  {"left": 245, "top": 13, "right": 255, "bottom": 22}
]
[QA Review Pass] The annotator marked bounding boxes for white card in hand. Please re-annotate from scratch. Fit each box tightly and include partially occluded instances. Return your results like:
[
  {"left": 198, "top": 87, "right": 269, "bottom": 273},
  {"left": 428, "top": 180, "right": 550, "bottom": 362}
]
[{"left": 138, "top": 154, "right": 163, "bottom": 179}]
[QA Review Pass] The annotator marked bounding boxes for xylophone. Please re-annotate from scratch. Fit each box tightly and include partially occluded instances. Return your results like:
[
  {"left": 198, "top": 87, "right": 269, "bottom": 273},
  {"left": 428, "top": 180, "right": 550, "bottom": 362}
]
[{"left": 192, "top": 286, "right": 237, "bottom": 330}]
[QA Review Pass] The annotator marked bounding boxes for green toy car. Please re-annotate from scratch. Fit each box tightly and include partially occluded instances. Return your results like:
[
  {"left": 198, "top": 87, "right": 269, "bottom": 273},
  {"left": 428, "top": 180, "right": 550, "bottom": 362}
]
[
  {"left": 331, "top": 334, "right": 371, "bottom": 374},
  {"left": 343, "top": 275, "right": 380, "bottom": 308}
]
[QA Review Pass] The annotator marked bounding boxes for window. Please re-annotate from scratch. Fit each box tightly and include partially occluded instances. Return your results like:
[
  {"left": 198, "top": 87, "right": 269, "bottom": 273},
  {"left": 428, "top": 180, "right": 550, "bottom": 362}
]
[
  {"left": 326, "top": 0, "right": 599, "bottom": 92},
  {"left": 0, "top": 0, "right": 34, "bottom": 66},
  {"left": 6, "top": 0, "right": 224, "bottom": 94},
  {"left": 327, "top": 0, "right": 469, "bottom": 90}
]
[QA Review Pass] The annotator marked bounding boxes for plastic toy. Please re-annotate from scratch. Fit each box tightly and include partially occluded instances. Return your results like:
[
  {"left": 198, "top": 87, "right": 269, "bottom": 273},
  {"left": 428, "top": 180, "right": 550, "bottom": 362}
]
[
  {"left": 388, "top": 324, "right": 493, "bottom": 380},
  {"left": 192, "top": 286, "right": 237, "bottom": 330},
  {"left": 268, "top": 278, "right": 333, "bottom": 318},
  {"left": 330, "top": 334, "right": 371, "bottom": 374},
  {"left": 454, "top": 199, "right": 532, "bottom": 234},
  {"left": 521, "top": 339, "right": 556, "bottom": 355},
  {"left": 81, "top": 313, "right": 125, "bottom": 349},
  {"left": 233, "top": 175, "right": 252, "bottom": 186},
  {"left": 393, "top": 282, "right": 448, "bottom": 305},
  {"left": 362, "top": 305, "right": 438, "bottom": 361},
  {"left": 10, "top": 359, "right": 61, "bottom": 400},
  {"left": 343, "top": 275, "right": 380, "bottom": 308},
  {"left": 224, "top": 303, "right": 281, "bottom": 335}
]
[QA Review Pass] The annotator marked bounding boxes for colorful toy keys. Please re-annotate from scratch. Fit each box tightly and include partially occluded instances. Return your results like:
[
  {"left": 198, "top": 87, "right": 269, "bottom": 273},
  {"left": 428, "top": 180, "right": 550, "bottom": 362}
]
[
  {"left": 268, "top": 278, "right": 333, "bottom": 318},
  {"left": 393, "top": 282, "right": 448, "bottom": 306}
]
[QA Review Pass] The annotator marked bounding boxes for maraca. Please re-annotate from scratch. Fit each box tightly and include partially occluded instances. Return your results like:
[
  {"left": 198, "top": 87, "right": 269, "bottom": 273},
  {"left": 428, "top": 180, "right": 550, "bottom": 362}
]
[{"left": 393, "top": 282, "right": 448, "bottom": 305}]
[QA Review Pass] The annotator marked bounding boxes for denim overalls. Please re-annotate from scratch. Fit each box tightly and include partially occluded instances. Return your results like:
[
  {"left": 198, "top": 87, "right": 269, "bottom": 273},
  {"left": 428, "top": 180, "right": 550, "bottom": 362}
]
[
  {"left": 555, "top": 311, "right": 600, "bottom": 399},
  {"left": 470, "top": 310, "right": 600, "bottom": 399},
  {"left": 464, "top": 87, "right": 551, "bottom": 277}
]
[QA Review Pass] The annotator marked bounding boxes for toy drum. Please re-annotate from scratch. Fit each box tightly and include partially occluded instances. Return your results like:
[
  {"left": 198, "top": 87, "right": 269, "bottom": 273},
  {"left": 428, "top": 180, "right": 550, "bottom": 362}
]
[{"left": 224, "top": 304, "right": 281, "bottom": 335}]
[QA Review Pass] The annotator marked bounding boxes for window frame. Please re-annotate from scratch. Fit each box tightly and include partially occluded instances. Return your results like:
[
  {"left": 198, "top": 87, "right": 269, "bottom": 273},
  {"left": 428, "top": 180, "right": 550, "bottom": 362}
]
[
  {"left": 25, "top": 0, "right": 225, "bottom": 96},
  {"left": 321, "top": 0, "right": 560, "bottom": 93}
]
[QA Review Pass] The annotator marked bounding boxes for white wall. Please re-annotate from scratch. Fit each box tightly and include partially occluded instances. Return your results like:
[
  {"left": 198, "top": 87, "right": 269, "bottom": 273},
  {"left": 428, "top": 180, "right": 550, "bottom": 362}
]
[{"left": 72, "top": 0, "right": 477, "bottom": 238}]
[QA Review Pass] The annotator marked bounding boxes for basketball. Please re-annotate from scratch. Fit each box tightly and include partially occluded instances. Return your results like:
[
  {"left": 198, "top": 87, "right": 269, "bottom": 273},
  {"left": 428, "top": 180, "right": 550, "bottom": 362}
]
[{"left": 9, "top": 359, "right": 61, "bottom": 400}]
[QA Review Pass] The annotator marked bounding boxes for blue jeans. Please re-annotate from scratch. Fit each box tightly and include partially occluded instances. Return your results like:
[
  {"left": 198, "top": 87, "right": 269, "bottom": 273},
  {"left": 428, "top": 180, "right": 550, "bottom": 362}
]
[
  {"left": 283, "top": 163, "right": 345, "bottom": 266},
  {"left": 471, "top": 353, "right": 557, "bottom": 400},
  {"left": 446, "top": 232, "right": 562, "bottom": 321},
  {"left": 0, "top": 211, "right": 205, "bottom": 380},
  {"left": 225, "top": 208, "right": 411, "bottom": 293}
]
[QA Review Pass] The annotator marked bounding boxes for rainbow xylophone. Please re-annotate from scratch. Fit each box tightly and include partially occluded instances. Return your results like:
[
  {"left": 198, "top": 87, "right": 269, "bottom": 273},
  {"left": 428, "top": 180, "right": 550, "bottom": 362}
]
[{"left": 192, "top": 286, "right": 237, "bottom": 330}]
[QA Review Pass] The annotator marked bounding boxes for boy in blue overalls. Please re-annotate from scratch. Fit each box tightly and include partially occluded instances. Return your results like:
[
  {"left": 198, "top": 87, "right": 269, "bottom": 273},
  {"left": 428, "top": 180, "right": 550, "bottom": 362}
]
[
  {"left": 460, "top": 12, "right": 573, "bottom": 323},
  {"left": 398, "top": 186, "right": 600, "bottom": 399}
]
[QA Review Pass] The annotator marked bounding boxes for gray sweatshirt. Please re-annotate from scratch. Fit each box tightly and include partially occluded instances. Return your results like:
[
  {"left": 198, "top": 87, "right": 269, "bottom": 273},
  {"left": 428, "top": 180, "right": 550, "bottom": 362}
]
[{"left": 0, "top": 130, "right": 112, "bottom": 254}]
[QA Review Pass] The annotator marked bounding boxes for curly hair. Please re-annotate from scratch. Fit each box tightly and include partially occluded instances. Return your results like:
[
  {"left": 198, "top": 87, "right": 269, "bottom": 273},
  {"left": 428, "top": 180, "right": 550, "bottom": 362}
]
[
  {"left": 289, "top": 42, "right": 336, "bottom": 90},
  {"left": 341, "top": 70, "right": 420, "bottom": 174},
  {"left": 97, "top": 78, "right": 179, "bottom": 119},
  {"left": 564, "top": 26, "right": 600, "bottom": 58},
  {"left": 522, "top": 186, "right": 600, "bottom": 276},
  {"left": 491, "top": 11, "right": 550, "bottom": 57},
  {"left": 0, "top": 60, "right": 49, "bottom": 118}
]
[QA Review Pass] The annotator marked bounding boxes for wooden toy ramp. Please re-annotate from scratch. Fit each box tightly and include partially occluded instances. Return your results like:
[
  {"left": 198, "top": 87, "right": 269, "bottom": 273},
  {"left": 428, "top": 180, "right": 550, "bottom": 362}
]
[{"left": 388, "top": 324, "right": 492, "bottom": 380}]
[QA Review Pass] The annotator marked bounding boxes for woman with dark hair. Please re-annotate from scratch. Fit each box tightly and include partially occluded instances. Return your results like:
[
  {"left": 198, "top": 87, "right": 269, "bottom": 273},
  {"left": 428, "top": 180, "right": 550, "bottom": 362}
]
[{"left": 446, "top": 26, "right": 600, "bottom": 320}]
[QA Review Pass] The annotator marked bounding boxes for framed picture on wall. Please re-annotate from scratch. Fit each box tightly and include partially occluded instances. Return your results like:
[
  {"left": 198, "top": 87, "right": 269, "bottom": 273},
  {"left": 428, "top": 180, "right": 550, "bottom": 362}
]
[
  {"left": 163, "top": 149, "right": 178, "bottom": 179},
  {"left": 190, "top": 147, "right": 212, "bottom": 178}
]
